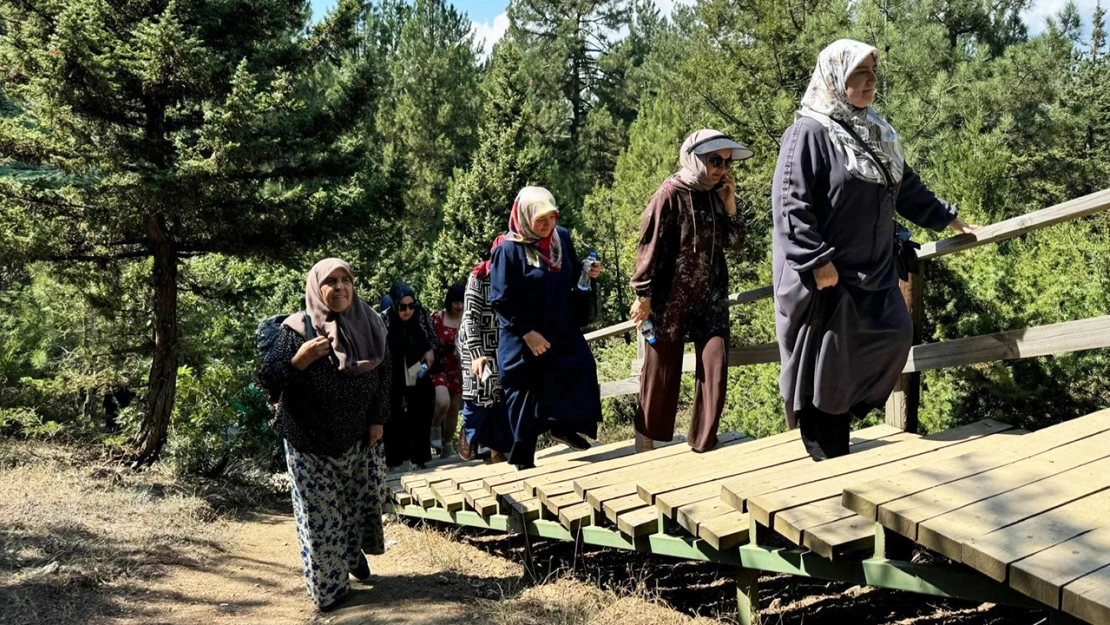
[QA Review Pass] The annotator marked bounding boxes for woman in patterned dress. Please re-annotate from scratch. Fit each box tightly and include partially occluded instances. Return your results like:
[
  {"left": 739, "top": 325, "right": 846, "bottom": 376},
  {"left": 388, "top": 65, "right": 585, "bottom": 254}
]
[
  {"left": 258, "top": 258, "right": 390, "bottom": 611},
  {"left": 430, "top": 284, "right": 466, "bottom": 458},
  {"left": 458, "top": 235, "right": 513, "bottom": 461}
]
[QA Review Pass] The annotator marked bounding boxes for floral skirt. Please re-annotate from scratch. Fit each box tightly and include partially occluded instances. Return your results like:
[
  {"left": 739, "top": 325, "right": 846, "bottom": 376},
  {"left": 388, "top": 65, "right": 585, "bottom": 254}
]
[{"left": 284, "top": 439, "right": 387, "bottom": 608}]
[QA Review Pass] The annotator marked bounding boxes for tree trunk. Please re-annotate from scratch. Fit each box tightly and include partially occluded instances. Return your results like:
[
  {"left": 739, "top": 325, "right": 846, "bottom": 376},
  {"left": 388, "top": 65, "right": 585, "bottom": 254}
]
[{"left": 133, "top": 213, "right": 178, "bottom": 466}]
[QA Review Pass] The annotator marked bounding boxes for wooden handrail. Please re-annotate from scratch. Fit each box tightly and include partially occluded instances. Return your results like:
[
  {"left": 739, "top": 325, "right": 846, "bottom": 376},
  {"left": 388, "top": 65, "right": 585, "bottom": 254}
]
[
  {"left": 917, "top": 188, "right": 1110, "bottom": 261},
  {"left": 585, "top": 188, "right": 1110, "bottom": 345}
]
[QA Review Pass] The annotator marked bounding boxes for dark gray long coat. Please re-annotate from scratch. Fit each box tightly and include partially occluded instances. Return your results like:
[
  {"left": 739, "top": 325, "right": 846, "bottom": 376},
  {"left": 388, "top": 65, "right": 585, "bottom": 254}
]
[{"left": 771, "top": 116, "right": 957, "bottom": 426}]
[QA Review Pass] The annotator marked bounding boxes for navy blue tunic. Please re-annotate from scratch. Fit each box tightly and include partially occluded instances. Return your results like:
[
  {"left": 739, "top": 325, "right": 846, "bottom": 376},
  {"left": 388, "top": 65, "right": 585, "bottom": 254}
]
[
  {"left": 489, "top": 227, "right": 602, "bottom": 464},
  {"left": 771, "top": 117, "right": 958, "bottom": 425}
]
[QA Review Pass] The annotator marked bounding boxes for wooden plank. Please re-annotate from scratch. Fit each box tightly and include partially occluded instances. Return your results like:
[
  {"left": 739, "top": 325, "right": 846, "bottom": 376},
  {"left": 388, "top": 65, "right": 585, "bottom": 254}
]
[
  {"left": 917, "top": 455, "right": 1110, "bottom": 560},
  {"left": 559, "top": 502, "right": 594, "bottom": 531},
  {"left": 757, "top": 423, "right": 1016, "bottom": 536},
  {"left": 698, "top": 512, "right": 750, "bottom": 551},
  {"left": 526, "top": 433, "right": 712, "bottom": 497},
  {"left": 712, "top": 426, "right": 911, "bottom": 511},
  {"left": 876, "top": 427, "right": 1110, "bottom": 540},
  {"left": 539, "top": 484, "right": 577, "bottom": 511},
  {"left": 471, "top": 495, "right": 498, "bottom": 517},
  {"left": 570, "top": 433, "right": 749, "bottom": 503},
  {"left": 656, "top": 425, "right": 903, "bottom": 521},
  {"left": 1010, "top": 525, "right": 1110, "bottom": 609},
  {"left": 631, "top": 342, "right": 779, "bottom": 374},
  {"left": 962, "top": 489, "right": 1110, "bottom": 582},
  {"left": 903, "top": 315, "right": 1110, "bottom": 374},
  {"left": 640, "top": 425, "right": 897, "bottom": 506},
  {"left": 448, "top": 442, "right": 579, "bottom": 488},
  {"left": 600, "top": 377, "right": 640, "bottom": 399},
  {"left": 803, "top": 515, "right": 877, "bottom": 559},
  {"left": 1063, "top": 563, "right": 1110, "bottom": 625},
  {"left": 677, "top": 498, "right": 735, "bottom": 536},
  {"left": 773, "top": 497, "right": 852, "bottom": 545},
  {"left": 916, "top": 187, "right": 1110, "bottom": 261},
  {"left": 482, "top": 439, "right": 640, "bottom": 492},
  {"left": 431, "top": 482, "right": 465, "bottom": 512},
  {"left": 412, "top": 486, "right": 437, "bottom": 509},
  {"left": 733, "top": 420, "right": 1006, "bottom": 523},
  {"left": 603, "top": 494, "right": 650, "bottom": 523},
  {"left": 585, "top": 320, "right": 636, "bottom": 343},
  {"left": 544, "top": 493, "right": 584, "bottom": 516},
  {"left": 617, "top": 506, "right": 660, "bottom": 538},
  {"left": 509, "top": 497, "right": 542, "bottom": 523}
]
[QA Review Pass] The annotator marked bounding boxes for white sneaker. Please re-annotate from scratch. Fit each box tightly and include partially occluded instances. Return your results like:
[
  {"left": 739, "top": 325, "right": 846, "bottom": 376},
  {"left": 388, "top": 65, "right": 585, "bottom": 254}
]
[{"left": 399, "top": 460, "right": 412, "bottom": 473}]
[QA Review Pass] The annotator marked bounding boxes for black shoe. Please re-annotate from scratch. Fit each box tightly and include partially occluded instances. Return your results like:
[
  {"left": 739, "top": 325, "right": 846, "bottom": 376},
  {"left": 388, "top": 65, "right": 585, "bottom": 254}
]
[
  {"left": 551, "top": 432, "right": 590, "bottom": 451},
  {"left": 318, "top": 589, "right": 352, "bottom": 612},
  {"left": 350, "top": 552, "right": 371, "bottom": 582}
]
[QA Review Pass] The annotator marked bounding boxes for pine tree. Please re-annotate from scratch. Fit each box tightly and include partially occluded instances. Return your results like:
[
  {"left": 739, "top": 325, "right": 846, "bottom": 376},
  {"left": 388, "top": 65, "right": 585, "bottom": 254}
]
[
  {"left": 429, "top": 41, "right": 555, "bottom": 290},
  {"left": 0, "top": 0, "right": 383, "bottom": 463}
]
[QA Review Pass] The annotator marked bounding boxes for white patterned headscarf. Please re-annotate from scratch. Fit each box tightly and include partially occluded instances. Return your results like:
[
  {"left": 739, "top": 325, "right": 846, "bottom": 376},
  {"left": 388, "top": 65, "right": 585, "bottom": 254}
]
[{"left": 797, "top": 39, "right": 905, "bottom": 185}]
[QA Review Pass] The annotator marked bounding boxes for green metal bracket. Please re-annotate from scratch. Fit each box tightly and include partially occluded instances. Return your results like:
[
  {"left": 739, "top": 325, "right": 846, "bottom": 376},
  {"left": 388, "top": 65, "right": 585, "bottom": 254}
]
[{"left": 737, "top": 567, "right": 761, "bottom": 625}]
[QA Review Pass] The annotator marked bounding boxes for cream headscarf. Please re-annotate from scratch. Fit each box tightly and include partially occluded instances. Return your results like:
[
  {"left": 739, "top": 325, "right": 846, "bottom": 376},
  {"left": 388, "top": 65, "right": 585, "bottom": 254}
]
[
  {"left": 282, "top": 258, "right": 387, "bottom": 375},
  {"left": 505, "top": 186, "right": 563, "bottom": 271},
  {"left": 797, "top": 39, "right": 905, "bottom": 185}
]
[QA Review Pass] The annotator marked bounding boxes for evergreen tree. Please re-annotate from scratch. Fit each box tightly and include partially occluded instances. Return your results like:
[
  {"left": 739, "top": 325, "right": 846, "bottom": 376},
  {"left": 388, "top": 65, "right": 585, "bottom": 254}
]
[
  {"left": 429, "top": 41, "right": 556, "bottom": 290},
  {"left": 0, "top": 0, "right": 383, "bottom": 463}
]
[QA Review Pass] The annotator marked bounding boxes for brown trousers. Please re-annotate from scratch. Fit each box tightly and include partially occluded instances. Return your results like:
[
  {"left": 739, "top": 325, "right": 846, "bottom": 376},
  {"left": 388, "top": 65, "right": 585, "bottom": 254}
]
[{"left": 634, "top": 336, "right": 726, "bottom": 453}]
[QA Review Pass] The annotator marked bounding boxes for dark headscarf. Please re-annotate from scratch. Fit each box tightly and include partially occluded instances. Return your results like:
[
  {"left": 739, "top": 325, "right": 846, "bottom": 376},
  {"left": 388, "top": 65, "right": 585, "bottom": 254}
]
[
  {"left": 386, "top": 282, "right": 432, "bottom": 363},
  {"left": 281, "top": 258, "right": 386, "bottom": 375}
]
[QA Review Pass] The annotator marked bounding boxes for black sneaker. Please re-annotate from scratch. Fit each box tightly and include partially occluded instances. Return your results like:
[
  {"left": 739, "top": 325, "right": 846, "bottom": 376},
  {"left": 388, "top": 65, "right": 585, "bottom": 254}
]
[
  {"left": 350, "top": 552, "right": 371, "bottom": 582},
  {"left": 551, "top": 432, "right": 590, "bottom": 451}
]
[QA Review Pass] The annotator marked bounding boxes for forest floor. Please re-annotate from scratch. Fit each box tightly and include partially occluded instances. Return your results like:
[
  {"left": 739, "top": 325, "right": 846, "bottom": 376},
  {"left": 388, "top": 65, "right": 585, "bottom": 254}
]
[{"left": 0, "top": 437, "right": 1058, "bottom": 625}]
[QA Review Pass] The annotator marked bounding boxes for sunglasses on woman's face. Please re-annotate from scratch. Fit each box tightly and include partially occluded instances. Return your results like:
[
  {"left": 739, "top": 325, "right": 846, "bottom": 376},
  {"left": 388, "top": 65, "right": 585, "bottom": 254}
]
[
  {"left": 705, "top": 154, "right": 732, "bottom": 169},
  {"left": 397, "top": 302, "right": 416, "bottom": 312}
]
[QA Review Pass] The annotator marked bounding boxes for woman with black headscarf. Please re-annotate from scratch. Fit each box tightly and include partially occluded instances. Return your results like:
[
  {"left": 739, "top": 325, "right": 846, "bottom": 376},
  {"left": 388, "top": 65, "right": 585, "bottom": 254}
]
[
  {"left": 382, "top": 282, "right": 437, "bottom": 470},
  {"left": 258, "top": 258, "right": 390, "bottom": 611}
]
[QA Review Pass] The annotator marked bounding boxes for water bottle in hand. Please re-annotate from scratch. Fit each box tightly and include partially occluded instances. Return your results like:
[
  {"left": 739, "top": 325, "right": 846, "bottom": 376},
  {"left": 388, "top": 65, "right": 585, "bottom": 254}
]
[
  {"left": 577, "top": 252, "right": 598, "bottom": 291},
  {"left": 640, "top": 319, "right": 657, "bottom": 345},
  {"left": 417, "top": 362, "right": 429, "bottom": 379}
]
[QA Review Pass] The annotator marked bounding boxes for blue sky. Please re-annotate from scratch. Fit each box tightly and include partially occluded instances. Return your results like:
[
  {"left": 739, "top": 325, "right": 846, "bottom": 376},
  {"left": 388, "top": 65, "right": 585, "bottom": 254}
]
[{"left": 310, "top": 0, "right": 505, "bottom": 24}]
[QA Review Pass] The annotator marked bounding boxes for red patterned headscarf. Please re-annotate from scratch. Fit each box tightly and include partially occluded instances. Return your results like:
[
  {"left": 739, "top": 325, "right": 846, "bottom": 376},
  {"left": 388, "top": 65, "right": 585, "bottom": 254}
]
[{"left": 505, "top": 186, "right": 562, "bottom": 272}]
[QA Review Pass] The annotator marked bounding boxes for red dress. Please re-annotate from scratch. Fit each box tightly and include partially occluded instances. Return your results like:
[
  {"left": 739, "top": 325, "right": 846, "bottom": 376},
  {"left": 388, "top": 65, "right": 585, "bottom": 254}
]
[{"left": 431, "top": 310, "right": 462, "bottom": 396}]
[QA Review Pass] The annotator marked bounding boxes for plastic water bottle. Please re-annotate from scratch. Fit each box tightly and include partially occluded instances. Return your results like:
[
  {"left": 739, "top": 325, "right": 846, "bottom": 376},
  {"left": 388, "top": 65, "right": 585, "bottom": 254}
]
[
  {"left": 577, "top": 252, "right": 598, "bottom": 291},
  {"left": 417, "top": 363, "right": 428, "bottom": 379},
  {"left": 640, "top": 319, "right": 657, "bottom": 345}
]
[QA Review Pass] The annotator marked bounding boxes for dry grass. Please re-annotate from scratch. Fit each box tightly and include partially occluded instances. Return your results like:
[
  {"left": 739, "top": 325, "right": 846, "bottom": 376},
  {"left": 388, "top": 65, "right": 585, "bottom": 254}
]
[
  {"left": 0, "top": 440, "right": 273, "bottom": 625},
  {"left": 479, "top": 576, "right": 726, "bottom": 625}
]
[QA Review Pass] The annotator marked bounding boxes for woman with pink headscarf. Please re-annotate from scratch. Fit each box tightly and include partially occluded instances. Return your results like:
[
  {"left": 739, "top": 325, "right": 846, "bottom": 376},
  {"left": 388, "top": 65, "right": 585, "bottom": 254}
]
[{"left": 489, "top": 186, "right": 603, "bottom": 469}]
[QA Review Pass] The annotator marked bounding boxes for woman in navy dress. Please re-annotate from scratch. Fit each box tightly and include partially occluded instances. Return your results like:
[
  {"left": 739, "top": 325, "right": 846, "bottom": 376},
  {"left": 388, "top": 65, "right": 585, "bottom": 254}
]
[{"left": 489, "top": 186, "right": 603, "bottom": 469}]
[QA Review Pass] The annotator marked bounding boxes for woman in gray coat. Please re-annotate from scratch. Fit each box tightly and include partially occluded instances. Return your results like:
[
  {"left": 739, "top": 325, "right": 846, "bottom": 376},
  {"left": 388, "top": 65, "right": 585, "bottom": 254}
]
[{"left": 771, "top": 39, "right": 976, "bottom": 461}]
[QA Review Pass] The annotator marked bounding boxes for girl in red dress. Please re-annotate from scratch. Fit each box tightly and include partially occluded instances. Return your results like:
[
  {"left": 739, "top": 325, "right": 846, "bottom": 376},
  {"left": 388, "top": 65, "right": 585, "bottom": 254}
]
[{"left": 430, "top": 284, "right": 465, "bottom": 457}]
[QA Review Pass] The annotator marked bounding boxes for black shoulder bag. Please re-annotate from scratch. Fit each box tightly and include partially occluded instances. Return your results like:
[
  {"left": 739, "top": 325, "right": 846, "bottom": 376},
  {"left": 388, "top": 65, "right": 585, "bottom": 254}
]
[{"left": 832, "top": 119, "right": 921, "bottom": 281}]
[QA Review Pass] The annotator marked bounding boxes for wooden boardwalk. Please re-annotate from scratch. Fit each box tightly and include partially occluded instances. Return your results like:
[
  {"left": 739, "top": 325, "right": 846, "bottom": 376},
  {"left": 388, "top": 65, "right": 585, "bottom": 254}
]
[{"left": 842, "top": 408, "right": 1110, "bottom": 625}]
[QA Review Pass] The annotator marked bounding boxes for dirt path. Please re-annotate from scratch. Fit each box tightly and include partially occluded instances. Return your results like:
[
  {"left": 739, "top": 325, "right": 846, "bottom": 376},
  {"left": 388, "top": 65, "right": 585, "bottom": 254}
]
[
  {"left": 0, "top": 441, "right": 1056, "bottom": 625},
  {"left": 108, "top": 514, "right": 519, "bottom": 625}
]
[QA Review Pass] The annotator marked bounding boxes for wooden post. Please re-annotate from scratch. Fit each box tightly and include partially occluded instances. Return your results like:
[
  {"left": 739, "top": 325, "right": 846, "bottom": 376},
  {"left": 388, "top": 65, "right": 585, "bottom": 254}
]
[
  {"left": 886, "top": 260, "right": 924, "bottom": 433},
  {"left": 736, "top": 567, "right": 762, "bottom": 625}
]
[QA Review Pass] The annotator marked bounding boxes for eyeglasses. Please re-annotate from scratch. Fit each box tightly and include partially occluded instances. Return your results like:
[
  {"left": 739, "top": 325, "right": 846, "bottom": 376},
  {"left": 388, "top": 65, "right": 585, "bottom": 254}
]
[
  {"left": 705, "top": 154, "right": 732, "bottom": 169},
  {"left": 396, "top": 303, "right": 416, "bottom": 312}
]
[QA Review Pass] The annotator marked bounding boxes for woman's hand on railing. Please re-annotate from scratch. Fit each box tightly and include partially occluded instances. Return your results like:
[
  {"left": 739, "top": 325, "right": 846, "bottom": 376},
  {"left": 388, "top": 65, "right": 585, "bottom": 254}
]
[
  {"left": 813, "top": 262, "right": 839, "bottom": 290},
  {"left": 524, "top": 331, "right": 551, "bottom": 356},
  {"left": 948, "top": 217, "right": 979, "bottom": 234},
  {"left": 629, "top": 296, "right": 651, "bottom": 329}
]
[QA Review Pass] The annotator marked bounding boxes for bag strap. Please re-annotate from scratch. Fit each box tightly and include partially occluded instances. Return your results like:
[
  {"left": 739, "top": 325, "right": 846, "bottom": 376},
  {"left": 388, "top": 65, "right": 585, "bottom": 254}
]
[
  {"left": 302, "top": 312, "right": 316, "bottom": 340},
  {"left": 831, "top": 118, "right": 895, "bottom": 189}
]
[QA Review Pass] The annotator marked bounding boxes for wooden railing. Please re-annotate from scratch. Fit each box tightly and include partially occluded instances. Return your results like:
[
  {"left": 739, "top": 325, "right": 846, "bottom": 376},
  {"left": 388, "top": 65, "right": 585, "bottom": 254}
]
[{"left": 590, "top": 188, "right": 1110, "bottom": 430}]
